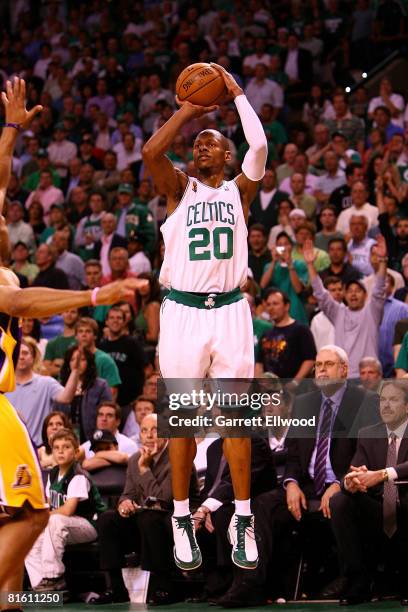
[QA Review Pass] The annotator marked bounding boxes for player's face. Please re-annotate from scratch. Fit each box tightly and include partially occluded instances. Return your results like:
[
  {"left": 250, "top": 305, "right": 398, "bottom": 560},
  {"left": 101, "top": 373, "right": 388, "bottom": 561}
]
[
  {"left": 193, "top": 132, "right": 229, "bottom": 172},
  {"left": 52, "top": 438, "right": 77, "bottom": 466}
]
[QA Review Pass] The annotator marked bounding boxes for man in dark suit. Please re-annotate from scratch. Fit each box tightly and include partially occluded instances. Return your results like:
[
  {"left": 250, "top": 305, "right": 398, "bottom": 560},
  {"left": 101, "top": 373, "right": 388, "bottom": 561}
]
[
  {"left": 218, "top": 344, "right": 379, "bottom": 607},
  {"left": 330, "top": 380, "right": 408, "bottom": 605},
  {"left": 192, "top": 437, "right": 276, "bottom": 603},
  {"left": 92, "top": 413, "right": 199, "bottom": 605},
  {"left": 280, "top": 32, "right": 312, "bottom": 106},
  {"left": 93, "top": 212, "right": 128, "bottom": 261}
]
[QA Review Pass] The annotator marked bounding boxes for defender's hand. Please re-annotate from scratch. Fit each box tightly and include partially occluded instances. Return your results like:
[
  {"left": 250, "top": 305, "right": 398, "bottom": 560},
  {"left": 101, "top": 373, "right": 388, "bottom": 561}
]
[
  {"left": 2, "top": 78, "right": 42, "bottom": 128},
  {"left": 96, "top": 278, "right": 148, "bottom": 305}
]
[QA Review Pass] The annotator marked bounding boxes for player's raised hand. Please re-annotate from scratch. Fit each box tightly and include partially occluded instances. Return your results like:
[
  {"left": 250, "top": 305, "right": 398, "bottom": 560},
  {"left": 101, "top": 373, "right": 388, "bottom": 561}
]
[
  {"left": 96, "top": 278, "right": 149, "bottom": 305},
  {"left": 1, "top": 78, "right": 43, "bottom": 128},
  {"left": 175, "top": 95, "right": 218, "bottom": 118},
  {"left": 210, "top": 63, "right": 243, "bottom": 98}
]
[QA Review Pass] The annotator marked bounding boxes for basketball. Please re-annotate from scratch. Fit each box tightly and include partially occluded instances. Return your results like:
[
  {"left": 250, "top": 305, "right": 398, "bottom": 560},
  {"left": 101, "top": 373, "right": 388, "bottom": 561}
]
[{"left": 176, "top": 63, "right": 226, "bottom": 106}]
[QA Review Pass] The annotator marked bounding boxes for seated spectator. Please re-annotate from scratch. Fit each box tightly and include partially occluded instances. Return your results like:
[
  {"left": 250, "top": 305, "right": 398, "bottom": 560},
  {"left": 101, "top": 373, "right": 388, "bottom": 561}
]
[
  {"left": 114, "top": 182, "right": 156, "bottom": 253},
  {"left": 306, "top": 123, "right": 331, "bottom": 174},
  {"left": 311, "top": 276, "right": 344, "bottom": 351},
  {"left": 27, "top": 200, "right": 46, "bottom": 242},
  {"left": 6, "top": 201, "right": 36, "bottom": 252},
  {"left": 92, "top": 413, "right": 198, "bottom": 605},
  {"left": 287, "top": 175, "right": 317, "bottom": 227},
  {"left": 74, "top": 317, "right": 121, "bottom": 400},
  {"left": 315, "top": 205, "right": 343, "bottom": 252},
  {"left": 47, "top": 123, "right": 77, "bottom": 177},
  {"left": 25, "top": 169, "right": 64, "bottom": 226},
  {"left": 134, "top": 273, "right": 161, "bottom": 346},
  {"left": 127, "top": 231, "right": 152, "bottom": 275},
  {"left": 94, "top": 214, "right": 128, "bottom": 278},
  {"left": 363, "top": 243, "right": 404, "bottom": 296},
  {"left": 245, "top": 63, "right": 284, "bottom": 116},
  {"left": 52, "top": 230, "right": 85, "bottom": 290},
  {"left": 32, "top": 243, "right": 69, "bottom": 290},
  {"left": 358, "top": 357, "right": 383, "bottom": 392},
  {"left": 66, "top": 185, "right": 91, "bottom": 226},
  {"left": 276, "top": 143, "right": 298, "bottom": 185},
  {"left": 292, "top": 221, "right": 330, "bottom": 273},
  {"left": 74, "top": 191, "right": 107, "bottom": 261},
  {"left": 260, "top": 232, "right": 309, "bottom": 325},
  {"left": 37, "top": 411, "right": 73, "bottom": 470},
  {"left": 242, "top": 37, "right": 272, "bottom": 78},
  {"left": 368, "top": 77, "right": 405, "bottom": 127},
  {"left": 113, "top": 132, "right": 143, "bottom": 172},
  {"left": 129, "top": 396, "right": 156, "bottom": 449},
  {"left": 249, "top": 169, "right": 288, "bottom": 233},
  {"left": 93, "top": 150, "right": 121, "bottom": 204},
  {"left": 372, "top": 105, "right": 404, "bottom": 144},
  {"left": 330, "top": 380, "right": 408, "bottom": 605},
  {"left": 305, "top": 237, "right": 387, "bottom": 377},
  {"left": 25, "top": 428, "right": 105, "bottom": 592},
  {"left": 302, "top": 84, "right": 334, "bottom": 126},
  {"left": 336, "top": 181, "right": 379, "bottom": 236},
  {"left": 267, "top": 199, "right": 296, "bottom": 247},
  {"left": 43, "top": 308, "right": 79, "bottom": 378},
  {"left": 101, "top": 248, "right": 138, "bottom": 313},
  {"left": 325, "top": 92, "right": 365, "bottom": 155},
  {"left": 379, "top": 274, "right": 408, "bottom": 376},
  {"left": 99, "top": 306, "right": 146, "bottom": 408},
  {"left": 11, "top": 241, "right": 39, "bottom": 284},
  {"left": 39, "top": 203, "right": 73, "bottom": 246},
  {"left": 379, "top": 215, "right": 408, "bottom": 274},
  {"left": 255, "top": 289, "right": 316, "bottom": 379},
  {"left": 279, "top": 152, "right": 318, "bottom": 193},
  {"left": 81, "top": 401, "right": 137, "bottom": 467},
  {"left": 57, "top": 345, "right": 113, "bottom": 442},
  {"left": 329, "top": 162, "right": 364, "bottom": 215},
  {"left": 347, "top": 216, "right": 377, "bottom": 277},
  {"left": 314, "top": 150, "right": 346, "bottom": 207},
  {"left": 320, "top": 237, "right": 362, "bottom": 285},
  {"left": 6, "top": 338, "right": 79, "bottom": 447}
]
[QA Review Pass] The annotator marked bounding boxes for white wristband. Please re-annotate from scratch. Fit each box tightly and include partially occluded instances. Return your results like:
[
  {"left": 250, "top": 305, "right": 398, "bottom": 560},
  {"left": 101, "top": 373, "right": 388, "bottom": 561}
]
[{"left": 91, "top": 287, "right": 100, "bottom": 306}]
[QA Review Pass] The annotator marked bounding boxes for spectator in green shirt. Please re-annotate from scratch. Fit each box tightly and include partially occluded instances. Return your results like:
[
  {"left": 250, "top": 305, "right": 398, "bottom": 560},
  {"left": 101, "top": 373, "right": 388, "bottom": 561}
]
[
  {"left": 43, "top": 308, "right": 80, "bottom": 378},
  {"left": 23, "top": 149, "right": 61, "bottom": 190},
  {"left": 75, "top": 317, "right": 121, "bottom": 400},
  {"left": 260, "top": 231, "right": 309, "bottom": 325},
  {"left": 292, "top": 221, "right": 330, "bottom": 273}
]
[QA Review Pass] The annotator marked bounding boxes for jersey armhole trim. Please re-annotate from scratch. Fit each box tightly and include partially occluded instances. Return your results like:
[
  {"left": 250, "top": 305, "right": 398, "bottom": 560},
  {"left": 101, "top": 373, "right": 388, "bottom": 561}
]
[
  {"left": 231, "top": 178, "right": 249, "bottom": 234},
  {"left": 165, "top": 176, "right": 190, "bottom": 221}
]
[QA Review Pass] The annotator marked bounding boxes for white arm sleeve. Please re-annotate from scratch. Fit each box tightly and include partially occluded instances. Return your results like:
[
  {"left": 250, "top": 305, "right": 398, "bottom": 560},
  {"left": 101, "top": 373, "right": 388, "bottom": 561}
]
[{"left": 234, "top": 94, "right": 268, "bottom": 182}]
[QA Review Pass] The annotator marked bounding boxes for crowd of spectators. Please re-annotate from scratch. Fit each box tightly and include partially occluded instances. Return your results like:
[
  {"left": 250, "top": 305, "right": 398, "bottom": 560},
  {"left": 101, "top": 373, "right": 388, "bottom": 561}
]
[{"left": 3, "top": 0, "right": 408, "bottom": 606}]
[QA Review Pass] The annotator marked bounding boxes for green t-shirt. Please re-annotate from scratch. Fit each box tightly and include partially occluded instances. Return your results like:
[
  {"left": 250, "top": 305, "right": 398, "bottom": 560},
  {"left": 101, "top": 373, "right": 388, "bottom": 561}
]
[
  {"left": 24, "top": 168, "right": 61, "bottom": 191},
  {"left": 292, "top": 246, "right": 330, "bottom": 273},
  {"left": 95, "top": 349, "right": 122, "bottom": 387},
  {"left": 262, "top": 260, "right": 309, "bottom": 325},
  {"left": 44, "top": 335, "right": 77, "bottom": 361},
  {"left": 253, "top": 318, "right": 273, "bottom": 360},
  {"left": 395, "top": 333, "right": 408, "bottom": 370},
  {"left": 115, "top": 201, "right": 156, "bottom": 254},
  {"left": 263, "top": 120, "right": 288, "bottom": 145}
]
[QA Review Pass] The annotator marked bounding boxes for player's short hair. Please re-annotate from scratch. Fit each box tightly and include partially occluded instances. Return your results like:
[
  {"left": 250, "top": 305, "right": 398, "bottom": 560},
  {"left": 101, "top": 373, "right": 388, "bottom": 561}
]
[
  {"left": 97, "top": 400, "right": 121, "bottom": 420},
  {"left": 50, "top": 428, "right": 79, "bottom": 449},
  {"left": 75, "top": 317, "right": 98, "bottom": 336},
  {"left": 249, "top": 223, "right": 268, "bottom": 237}
]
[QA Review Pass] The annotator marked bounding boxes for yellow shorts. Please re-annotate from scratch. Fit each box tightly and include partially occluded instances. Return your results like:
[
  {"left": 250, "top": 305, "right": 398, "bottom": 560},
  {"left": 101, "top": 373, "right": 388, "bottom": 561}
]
[{"left": 0, "top": 394, "right": 47, "bottom": 510}]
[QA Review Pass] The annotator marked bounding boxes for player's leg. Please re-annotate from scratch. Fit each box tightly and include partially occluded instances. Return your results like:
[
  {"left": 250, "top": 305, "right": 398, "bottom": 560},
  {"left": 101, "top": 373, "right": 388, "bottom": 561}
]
[
  {"left": 210, "top": 298, "right": 258, "bottom": 569},
  {"left": 159, "top": 299, "right": 209, "bottom": 570},
  {"left": 0, "top": 396, "right": 49, "bottom": 599}
]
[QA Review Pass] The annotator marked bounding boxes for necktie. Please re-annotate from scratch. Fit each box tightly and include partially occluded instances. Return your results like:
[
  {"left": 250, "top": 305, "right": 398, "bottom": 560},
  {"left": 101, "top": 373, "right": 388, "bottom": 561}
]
[
  {"left": 383, "top": 432, "right": 398, "bottom": 538},
  {"left": 314, "top": 398, "right": 333, "bottom": 496}
]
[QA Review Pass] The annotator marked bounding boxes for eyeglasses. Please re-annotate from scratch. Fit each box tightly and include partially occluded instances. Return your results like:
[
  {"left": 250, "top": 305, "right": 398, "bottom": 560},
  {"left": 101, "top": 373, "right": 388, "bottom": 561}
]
[{"left": 314, "top": 360, "right": 341, "bottom": 370}]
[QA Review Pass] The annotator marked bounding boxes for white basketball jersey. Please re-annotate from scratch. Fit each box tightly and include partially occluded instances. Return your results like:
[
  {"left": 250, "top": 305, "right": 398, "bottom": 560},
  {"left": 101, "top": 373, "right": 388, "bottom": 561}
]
[{"left": 160, "top": 177, "right": 248, "bottom": 292}]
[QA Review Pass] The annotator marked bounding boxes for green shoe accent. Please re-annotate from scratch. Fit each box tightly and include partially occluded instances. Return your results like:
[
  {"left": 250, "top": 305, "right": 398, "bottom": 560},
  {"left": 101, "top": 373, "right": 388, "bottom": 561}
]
[
  {"left": 172, "top": 515, "right": 202, "bottom": 570},
  {"left": 228, "top": 514, "right": 258, "bottom": 570}
]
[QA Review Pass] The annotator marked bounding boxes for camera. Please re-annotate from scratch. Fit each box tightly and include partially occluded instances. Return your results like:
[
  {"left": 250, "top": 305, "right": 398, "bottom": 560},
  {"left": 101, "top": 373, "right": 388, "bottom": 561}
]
[{"left": 276, "top": 246, "right": 285, "bottom": 254}]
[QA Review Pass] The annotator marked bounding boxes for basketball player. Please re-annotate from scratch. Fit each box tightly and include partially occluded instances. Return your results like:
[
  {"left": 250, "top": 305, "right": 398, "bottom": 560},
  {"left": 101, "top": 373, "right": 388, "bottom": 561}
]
[
  {"left": 0, "top": 78, "right": 147, "bottom": 610},
  {"left": 142, "top": 64, "right": 267, "bottom": 570}
]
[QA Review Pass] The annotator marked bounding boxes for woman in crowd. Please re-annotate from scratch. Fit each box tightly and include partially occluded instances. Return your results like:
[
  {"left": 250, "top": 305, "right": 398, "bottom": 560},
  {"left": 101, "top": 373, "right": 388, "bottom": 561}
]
[
  {"left": 57, "top": 345, "right": 112, "bottom": 443},
  {"left": 37, "top": 411, "right": 73, "bottom": 470}
]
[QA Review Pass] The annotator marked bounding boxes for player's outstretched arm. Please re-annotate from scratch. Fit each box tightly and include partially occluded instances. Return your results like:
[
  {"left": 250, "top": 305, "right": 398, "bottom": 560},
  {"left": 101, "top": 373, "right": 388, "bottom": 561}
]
[
  {"left": 0, "top": 78, "right": 42, "bottom": 214},
  {"left": 0, "top": 277, "right": 148, "bottom": 318},
  {"left": 211, "top": 63, "right": 267, "bottom": 212},
  {"left": 142, "top": 100, "right": 217, "bottom": 213}
]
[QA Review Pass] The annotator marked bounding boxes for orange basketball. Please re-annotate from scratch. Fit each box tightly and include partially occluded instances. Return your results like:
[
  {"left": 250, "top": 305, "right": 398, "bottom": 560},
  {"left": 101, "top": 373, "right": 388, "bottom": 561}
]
[{"left": 176, "top": 63, "right": 226, "bottom": 106}]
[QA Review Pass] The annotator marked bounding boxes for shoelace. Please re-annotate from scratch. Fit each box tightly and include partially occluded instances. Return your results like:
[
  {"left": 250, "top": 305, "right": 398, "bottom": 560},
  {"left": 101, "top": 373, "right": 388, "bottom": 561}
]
[
  {"left": 174, "top": 516, "right": 199, "bottom": 551},
  {"left": 234, "top": 516, "right": 256, "bottom": 550}
]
